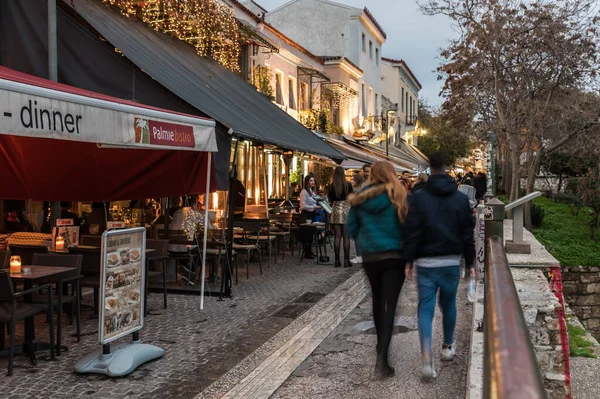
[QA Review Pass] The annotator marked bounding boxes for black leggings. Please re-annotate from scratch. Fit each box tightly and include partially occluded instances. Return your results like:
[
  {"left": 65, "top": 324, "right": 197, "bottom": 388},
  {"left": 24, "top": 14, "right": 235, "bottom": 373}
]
[
  {"left": 332, "top": 224, "right": 350, "bottom": 261},
  {"left": 363, "top": 259, "right": 405, "bottom": 359}
]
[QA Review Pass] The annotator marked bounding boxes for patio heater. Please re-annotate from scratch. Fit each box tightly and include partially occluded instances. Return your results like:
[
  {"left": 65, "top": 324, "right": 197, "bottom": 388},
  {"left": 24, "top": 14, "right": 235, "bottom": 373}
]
[{"left": 279, "top": 151, "right": 295, "bottom": 209}]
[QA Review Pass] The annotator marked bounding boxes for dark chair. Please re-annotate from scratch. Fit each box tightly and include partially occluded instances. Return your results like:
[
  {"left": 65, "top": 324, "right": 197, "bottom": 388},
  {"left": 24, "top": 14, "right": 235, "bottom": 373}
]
[
  {"left": 145, "top": 239, "right": 169, "bottom": 311},
  {"left": 232, "top": 220, "right": 263, "bottom": 279},
  {"left": 0, "top": 271, "right": 55, "bottom": 376},
  {"left": 69, "top": 247, "right": 101, "bottom": 316},
  {"left": 0, "top": 251, "right": 7, "bottom": 269},
  {"left": 269, "top": 213, "right": 293, "bottom": 259},
  {"left": 80, "top": 235, "right": 102, "bottom": 247},
  {"left": 8, "top": 245, "right": 48, "bottom": 266},
  {"left": 245, "top": 219, "right": 276, "bottom": 267},
  {"left": 31, "top": 254, "right": 83, "bottom": 342}
]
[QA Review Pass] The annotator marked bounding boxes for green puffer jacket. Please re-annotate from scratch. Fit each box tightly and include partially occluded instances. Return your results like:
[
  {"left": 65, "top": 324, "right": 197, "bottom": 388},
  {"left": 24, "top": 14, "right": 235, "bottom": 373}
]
[{"left": 346, "top": 184, "right": 404, "bottom": 260}]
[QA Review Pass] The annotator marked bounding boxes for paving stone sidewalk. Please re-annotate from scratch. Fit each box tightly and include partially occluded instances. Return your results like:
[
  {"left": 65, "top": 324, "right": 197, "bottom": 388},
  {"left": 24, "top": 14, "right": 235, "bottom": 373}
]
[
  {"left": 0, "top": 250, "right": 357, "bottom": 399},
  {"left": 271, "top": 276, "right": 474, "bottom": 399}
]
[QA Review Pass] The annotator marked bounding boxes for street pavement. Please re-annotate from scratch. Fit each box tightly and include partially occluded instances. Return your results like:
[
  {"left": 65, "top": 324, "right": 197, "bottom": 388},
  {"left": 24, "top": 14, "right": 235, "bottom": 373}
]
[
  {"left": 271, "top": 275, "right": 473, "bottom": 399},
  {"left": 0, "top": 249, "right": 357, "bottom": 399}
]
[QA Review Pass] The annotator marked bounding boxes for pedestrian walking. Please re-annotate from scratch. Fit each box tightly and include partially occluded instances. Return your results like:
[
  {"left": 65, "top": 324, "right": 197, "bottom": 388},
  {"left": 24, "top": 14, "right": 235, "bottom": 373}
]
[
  {"left": 328, "top": 166, "right": 353, "bottom": 267},
  {"left": 299, "top": 174, "right": 321, "bottom": 259},
  {"left": 474, "top": 172, "right": 487, "bottom": 201},
  {"left": 400, "top": 171, "right": 412, "bottom": 193},
  {"left": 346, "top": 161, "right": 409, "bottom": 378},
  {"left": 362, "top": 163, "right": 371, "bottom": 182},
  {"left": 411, "top": 172, "right": 429, "bottom": 193},
  {"left": 349, "top": 172, "right": 365, "bottom": 264},
  {"left": 403, "top": 152, "right": 475, "bottom": 380}
]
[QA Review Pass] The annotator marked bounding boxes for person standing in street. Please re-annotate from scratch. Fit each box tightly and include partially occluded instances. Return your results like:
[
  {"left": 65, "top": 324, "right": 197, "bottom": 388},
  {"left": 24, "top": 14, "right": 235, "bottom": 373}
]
[
  {"left": 299, "top": 174, "right": 321, "bottom": 259},
  {"left": 362, "top": 163, "right": 371, "bottom": 182},
  {"left": 474, "top": 172, "right": 487, "bottom": 201},
  {"left": 328, "top": 166, "right": 353, "bottom": 267},
  {"left": 349, "top": 172, "right": 365, "bottom": 264},
  {"left": 411, "top": 172, "right": 429, "bottom": 193},
  {"left": 403, "top": 151, "right": 475, "bottom": 380},
  {"left": 400, "top": 171, "right": 412, "bottom": 193},
  {"left": 346, "top": 161, "right": 408, "bottom": 377}
]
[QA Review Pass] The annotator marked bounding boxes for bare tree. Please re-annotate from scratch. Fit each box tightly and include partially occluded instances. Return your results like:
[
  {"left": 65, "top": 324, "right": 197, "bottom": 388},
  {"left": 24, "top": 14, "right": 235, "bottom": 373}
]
[{"left": 421, "top": 0, "right": 600, "bottom": 228}]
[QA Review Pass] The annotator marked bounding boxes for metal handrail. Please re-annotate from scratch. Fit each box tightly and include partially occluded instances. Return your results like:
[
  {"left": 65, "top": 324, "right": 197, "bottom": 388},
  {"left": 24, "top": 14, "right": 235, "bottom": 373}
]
[
  {"left": 484, "top": 236, "right": 548, "bottom": 399},
  {"left": 505, "top": 191, "right": 542, "bottom": 211}
]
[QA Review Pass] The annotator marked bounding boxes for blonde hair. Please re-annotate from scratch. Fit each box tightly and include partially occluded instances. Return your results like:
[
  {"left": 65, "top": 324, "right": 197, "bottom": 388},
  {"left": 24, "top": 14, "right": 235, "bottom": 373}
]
[
  {"left": 368, "top": 161, "right": 408, "bottom": 222},
  {"left": 417, "top": 172, "right": 429, "bottom": 183}
]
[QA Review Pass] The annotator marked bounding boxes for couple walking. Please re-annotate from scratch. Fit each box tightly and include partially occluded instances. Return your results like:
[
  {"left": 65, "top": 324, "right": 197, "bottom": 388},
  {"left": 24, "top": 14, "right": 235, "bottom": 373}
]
[{"left": 346, "top": 152, "right": 475, "bottom": 379}]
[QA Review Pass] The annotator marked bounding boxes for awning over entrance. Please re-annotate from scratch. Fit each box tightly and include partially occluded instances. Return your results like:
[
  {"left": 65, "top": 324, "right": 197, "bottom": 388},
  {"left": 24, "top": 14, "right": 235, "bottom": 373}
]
[
  {"left": 68, "top": 0, "right": 345, "bottom": 162},
  {"left": 0, "top": 67, "right": 217, "bottom": 201},
  {"left": 0, "top": 67, "right": 217, "bottom": 152},
  {"left": 325, "top": 137, "right": 410, "bottom": 172}
]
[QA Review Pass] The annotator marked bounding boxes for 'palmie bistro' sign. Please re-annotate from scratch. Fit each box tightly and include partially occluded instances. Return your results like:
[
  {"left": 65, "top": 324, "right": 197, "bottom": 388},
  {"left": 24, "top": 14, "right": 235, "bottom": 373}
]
[
  {"left": 134, "top": 117, "right": 195, "bottom": 148},
  {"left": 0, "top": 82, "right": 217, "bottom": 152}
]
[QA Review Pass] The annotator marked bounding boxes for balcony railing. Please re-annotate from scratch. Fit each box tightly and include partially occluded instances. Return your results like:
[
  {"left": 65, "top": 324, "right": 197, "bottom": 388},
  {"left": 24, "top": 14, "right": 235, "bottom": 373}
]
[{"left": 406, "top": 114, "right": 416, "bottom": 126}]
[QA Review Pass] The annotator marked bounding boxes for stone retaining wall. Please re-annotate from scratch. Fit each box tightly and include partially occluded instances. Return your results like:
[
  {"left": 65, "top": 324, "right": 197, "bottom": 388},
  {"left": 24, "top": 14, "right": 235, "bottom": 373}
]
[
  {"left": 512, "top": 268, "right": 569, "bottom": 399},
  {"left": 562, "top": 266, "right": 600, "bottom": 340}
]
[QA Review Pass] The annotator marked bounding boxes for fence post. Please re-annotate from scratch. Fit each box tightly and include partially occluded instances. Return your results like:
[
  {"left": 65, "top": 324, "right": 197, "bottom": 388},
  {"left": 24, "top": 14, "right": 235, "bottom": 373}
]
[
  {"left": 484, "top": 198, "right": 505, "bottom": 261},
  {"left": 476, "top": 203, "right": 486, "bottom": 278}
]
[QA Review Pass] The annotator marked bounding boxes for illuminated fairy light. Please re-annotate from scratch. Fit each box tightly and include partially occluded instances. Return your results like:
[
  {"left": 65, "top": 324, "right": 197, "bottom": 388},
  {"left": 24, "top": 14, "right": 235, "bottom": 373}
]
[
  {"left": 102, "top": 0, "right": 241, "bottom": 73},
  {"left": 183, "top": 206, "right": 205, "bottom": 240}
]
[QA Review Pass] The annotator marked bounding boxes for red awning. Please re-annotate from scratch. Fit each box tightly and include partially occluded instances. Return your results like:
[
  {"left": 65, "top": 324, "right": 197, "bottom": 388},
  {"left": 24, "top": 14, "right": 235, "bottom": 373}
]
[{"left": 0, "top": 67, "right": 217, "bottom": 201}]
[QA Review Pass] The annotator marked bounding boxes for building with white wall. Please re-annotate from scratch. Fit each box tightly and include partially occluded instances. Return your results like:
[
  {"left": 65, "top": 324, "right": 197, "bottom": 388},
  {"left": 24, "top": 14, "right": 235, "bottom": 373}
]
[
  {"left": 380, "top": 57, "right": 422, "bottom": 145},
  {"left": 223, "top": 0, "right": 331, "bottom": 125},
  {"left": 265, "top": 0, "right": 386, "bottom": 136}
]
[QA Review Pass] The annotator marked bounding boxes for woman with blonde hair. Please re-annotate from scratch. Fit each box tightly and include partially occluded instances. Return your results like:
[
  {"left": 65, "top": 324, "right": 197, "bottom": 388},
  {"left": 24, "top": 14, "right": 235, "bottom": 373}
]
[
  {"left": 346, "top": 161, "right": 408, "bottom": 378},
  {"left": 328, "top": 166, "right": 353, "bottom": 267}
]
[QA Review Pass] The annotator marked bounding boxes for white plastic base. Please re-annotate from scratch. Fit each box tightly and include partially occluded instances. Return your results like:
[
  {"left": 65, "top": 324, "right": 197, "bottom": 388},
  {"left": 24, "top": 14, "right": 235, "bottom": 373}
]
[{"left": 74, "top": 341, "right": 164, "bottom": 377}]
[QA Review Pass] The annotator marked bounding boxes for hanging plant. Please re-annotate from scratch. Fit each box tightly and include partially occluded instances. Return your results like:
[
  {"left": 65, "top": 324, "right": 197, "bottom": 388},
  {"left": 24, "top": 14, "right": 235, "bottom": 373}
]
[{"left": 252, "top": 65, "right": 274, "bottom": 99}]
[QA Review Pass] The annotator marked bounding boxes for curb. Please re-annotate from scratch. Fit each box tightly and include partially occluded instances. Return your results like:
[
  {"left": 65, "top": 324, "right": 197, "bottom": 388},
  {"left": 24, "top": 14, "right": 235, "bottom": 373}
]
[{"left": 196, "top": 270, "right": 369, "bottom": 399}]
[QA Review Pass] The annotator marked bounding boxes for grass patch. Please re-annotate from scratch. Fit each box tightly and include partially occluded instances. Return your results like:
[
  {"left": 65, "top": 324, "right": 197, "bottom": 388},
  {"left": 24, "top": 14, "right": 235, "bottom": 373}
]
[
  {"left": 568, "top": 322, "right": 597, "bottom": 358},
  {"left": 532, "top": 196, "right": 600, "bottom": 266}
]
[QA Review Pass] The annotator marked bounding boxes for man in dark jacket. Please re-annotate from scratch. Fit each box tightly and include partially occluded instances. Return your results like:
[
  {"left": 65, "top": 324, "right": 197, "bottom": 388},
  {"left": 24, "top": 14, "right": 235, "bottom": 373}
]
[{"left": 403, "top": 151, "right": 475, "bottom": 380}]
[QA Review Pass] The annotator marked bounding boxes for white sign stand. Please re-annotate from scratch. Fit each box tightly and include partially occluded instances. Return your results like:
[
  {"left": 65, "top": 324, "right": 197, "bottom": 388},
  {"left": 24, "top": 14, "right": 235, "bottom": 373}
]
[{"left": 75, "top": 227, "right": 164, "bottom": 377}]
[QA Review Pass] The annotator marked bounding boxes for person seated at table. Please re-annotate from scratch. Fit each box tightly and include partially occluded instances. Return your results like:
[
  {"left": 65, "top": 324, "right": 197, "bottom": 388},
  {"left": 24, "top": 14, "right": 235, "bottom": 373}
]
[
  {"left": 60, "top": 202, "right": 81, "bottom": 226},
  {"left": 299, "top": 174, "right": 321, "bottom": 259}
]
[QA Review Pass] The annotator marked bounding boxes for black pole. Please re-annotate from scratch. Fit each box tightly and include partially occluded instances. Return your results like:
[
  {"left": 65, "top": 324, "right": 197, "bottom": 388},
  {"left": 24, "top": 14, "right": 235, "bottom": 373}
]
[{"left": 223, "top": 139, "right": 239, "bottom": 298}]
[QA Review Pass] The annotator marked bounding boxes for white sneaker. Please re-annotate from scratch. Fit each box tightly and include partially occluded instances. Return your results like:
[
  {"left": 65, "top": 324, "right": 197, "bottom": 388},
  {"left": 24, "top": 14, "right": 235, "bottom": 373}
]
[
  {"left": 441, "top": 343, "right": 456, "bottom": 361},
  {"left": 350, "top": 256, "right": 363, "bottom": 264},
  {"left": 421, "top": 359, "right": 437, "bottom": 380}
]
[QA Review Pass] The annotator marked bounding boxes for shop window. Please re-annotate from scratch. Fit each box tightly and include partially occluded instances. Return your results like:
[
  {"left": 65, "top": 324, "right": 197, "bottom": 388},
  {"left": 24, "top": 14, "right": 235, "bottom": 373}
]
[
  {"left": 275, "top": 73, "right": 283, "bottom": 105},
  {"left": 288, "top": 78, "right": 296, "bottom": 110}
]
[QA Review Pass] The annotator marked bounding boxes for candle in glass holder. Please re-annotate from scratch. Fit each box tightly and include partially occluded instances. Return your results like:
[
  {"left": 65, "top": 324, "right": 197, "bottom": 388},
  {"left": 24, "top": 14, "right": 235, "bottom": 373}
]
[
  {"left": 9, "top": 256, "right": 21, "bottom": 274},
  {"left": 56, "top": 236, "right": 65, "bottom": 250}
]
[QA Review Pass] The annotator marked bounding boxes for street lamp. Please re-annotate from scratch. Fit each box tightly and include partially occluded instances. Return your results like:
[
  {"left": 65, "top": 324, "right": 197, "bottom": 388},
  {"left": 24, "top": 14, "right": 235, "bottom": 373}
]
[{"left": 487, "top": 131, "right": 497, "bottom": 197}]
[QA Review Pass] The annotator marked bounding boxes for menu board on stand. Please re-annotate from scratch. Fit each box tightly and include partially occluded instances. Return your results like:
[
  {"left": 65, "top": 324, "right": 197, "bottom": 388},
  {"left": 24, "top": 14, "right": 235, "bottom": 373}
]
[
  {"left": 53, "top": 218, "right": 80, "bottom": 247},
  {"left": 74, "top": 227, "right": 164, "bottom": 377}
]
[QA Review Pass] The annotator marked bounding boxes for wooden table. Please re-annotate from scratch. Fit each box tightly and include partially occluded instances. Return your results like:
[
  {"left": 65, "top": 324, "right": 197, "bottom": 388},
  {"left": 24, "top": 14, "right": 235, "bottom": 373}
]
[{"left": 10, "top": 266, "right": 76, "bottom": 362}]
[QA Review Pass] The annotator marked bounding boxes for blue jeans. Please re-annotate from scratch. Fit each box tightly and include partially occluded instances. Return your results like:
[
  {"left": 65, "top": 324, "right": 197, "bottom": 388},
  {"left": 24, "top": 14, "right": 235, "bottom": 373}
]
[{"left": 416, "top": 266, "right": 461, "bottom": 356}]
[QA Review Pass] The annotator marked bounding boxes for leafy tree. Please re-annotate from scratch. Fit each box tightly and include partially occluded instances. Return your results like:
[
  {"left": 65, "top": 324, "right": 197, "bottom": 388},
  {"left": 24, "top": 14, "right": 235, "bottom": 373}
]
[
  {"left": 416, "top": 101, "right": 474, "bottom": 165},
  {"left": 578, "top": 166, "right": 600, "bottom": 241},
  {"left": 541, "top": 151, "right": 596, "bottom": 194}
]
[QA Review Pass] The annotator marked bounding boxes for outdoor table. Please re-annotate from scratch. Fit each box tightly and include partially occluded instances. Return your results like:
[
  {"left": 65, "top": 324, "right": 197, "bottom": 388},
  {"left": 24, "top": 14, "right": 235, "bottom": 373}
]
[
  {"left": 10, "top": 266, "right": 76, "bottom": 362},
  {"left": 47, "top": 245, "right": 101, "bottom": 254}
]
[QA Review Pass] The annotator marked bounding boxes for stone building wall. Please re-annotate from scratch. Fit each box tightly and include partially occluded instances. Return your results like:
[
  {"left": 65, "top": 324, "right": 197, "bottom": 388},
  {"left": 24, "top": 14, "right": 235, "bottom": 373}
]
[{"left": 562, "top": 266, "right": 600, "bottom": 340}]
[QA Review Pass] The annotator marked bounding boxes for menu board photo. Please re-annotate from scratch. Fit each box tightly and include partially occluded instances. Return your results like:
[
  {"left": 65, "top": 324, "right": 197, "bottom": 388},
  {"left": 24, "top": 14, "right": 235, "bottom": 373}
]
[{"left": 99, "top": 227, "right": 146, "bottom": 344}]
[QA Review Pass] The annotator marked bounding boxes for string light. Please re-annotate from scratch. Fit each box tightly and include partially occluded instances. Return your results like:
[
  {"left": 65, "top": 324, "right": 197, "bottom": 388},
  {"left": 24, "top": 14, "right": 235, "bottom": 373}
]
[{"left": 103, "top": 0, "right": 241, "bottom": 73}]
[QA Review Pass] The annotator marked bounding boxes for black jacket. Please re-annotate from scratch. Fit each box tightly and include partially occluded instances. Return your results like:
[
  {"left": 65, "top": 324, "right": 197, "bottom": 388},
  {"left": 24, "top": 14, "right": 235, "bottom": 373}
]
[{"left": 403, "top": 174, "right": 475, "bottom": 267}]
